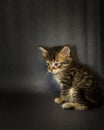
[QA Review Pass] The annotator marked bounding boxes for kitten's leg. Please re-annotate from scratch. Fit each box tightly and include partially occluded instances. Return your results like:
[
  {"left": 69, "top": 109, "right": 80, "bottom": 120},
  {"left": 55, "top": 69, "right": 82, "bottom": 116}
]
[
  {"left": 62, "top": 88, "right": 88, "bottom": 110},
  {"left": 54, "top": 86, "right": 68, "bottom": 104},
  {"left": 54, "top": 97, "right": 64, "bottom": 104},
  {"left": 54, "top": 95, "right": 68, "bottom": 104},
  {"left": 62, "top": 102, "right": 88, "bottom": 110},
  {"left": 54, "top": 87, "right": 69, "bottom": 104}
]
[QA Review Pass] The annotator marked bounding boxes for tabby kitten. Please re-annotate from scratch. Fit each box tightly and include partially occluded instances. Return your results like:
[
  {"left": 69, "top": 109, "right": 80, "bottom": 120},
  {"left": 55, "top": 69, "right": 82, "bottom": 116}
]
[{"left": 39, "top": 45, "right": 99, "bottom": 110}]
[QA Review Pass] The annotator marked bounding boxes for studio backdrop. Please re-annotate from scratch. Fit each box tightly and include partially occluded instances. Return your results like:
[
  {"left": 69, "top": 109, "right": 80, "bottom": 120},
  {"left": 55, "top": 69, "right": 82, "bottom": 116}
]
[{"left": 0, "top": 0, "right": 103, "bottom": 93}]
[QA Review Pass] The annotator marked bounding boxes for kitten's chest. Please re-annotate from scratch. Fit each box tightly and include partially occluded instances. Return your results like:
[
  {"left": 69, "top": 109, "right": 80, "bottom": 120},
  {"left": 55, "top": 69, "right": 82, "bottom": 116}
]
[
  {"left": 54, "top": 75, "right": 62, "bottom": 84},
  {"left": 54, "top": 74, "right": 63, "bottom": 87},
  {"left": 54, "top": 76, "right": 61, "bottom": 84}
]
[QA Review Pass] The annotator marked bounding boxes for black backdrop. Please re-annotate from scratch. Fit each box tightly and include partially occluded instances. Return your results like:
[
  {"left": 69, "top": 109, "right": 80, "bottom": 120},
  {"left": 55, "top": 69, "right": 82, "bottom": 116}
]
[
  {"left": 0, "top": 1, "right": 104, "bottom": 130},
  {"left": 100, "top": 0, "right": 104, "bottom": 75},
  {"left": 0, "top": 0, "right": 104, "bottom": 92}
]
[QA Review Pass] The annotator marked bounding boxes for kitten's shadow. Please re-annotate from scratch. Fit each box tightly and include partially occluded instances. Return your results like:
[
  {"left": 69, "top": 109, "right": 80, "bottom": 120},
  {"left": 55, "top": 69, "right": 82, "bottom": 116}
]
[{"left": 99, "top": 79, "right": 104, "bottom": 107}]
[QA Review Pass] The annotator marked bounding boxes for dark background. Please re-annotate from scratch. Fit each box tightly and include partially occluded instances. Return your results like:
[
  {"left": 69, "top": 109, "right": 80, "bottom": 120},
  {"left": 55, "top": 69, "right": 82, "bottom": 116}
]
[
  {"left": 0, "top": 0, "right": 104, "bottom": 130},
  {"left": 100, "top": 0, "right": 104, "bottom": 74},
  {"left": 0, "top": 0, "right": 104, "bottom": 93}
]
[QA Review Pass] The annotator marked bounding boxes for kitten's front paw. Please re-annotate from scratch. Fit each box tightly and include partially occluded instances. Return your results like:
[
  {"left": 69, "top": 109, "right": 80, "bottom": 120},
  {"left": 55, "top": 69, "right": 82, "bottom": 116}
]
[{"left": 54, "top": 97, "right": 63, "bottom": 104}]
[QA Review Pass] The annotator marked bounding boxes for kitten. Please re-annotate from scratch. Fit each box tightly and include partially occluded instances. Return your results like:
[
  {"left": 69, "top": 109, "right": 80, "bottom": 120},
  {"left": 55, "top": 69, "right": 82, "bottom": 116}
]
[{"left": 39, "top": 45, "right": 100, "bottom": 110}]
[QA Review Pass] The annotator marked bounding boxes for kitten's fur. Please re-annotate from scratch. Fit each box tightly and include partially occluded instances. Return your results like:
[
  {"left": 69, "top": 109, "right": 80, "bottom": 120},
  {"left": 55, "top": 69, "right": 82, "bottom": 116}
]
[{"left": 39, "top": 45, "right": 100, "bottom": 110}]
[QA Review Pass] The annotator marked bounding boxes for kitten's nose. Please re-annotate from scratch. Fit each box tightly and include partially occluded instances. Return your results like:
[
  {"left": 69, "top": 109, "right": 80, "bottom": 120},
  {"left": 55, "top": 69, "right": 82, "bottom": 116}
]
[{"left": 50, "top": 67, "right": 55, "bottom": 71}]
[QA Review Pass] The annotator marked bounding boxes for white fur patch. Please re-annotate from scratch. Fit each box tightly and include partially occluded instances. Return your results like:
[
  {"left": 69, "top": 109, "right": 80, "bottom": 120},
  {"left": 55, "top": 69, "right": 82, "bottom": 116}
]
[
  {"left": 69, "top": 88, "right": 75, "bottom": 102},
  {"left": 53, "top": 75, "right": 63, "bottom": 88}
]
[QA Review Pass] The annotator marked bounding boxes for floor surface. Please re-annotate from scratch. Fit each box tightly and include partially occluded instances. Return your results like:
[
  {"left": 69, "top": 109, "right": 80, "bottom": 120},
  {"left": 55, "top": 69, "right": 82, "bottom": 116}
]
[{"left": 0, "top": 86, "right": 104, "bottom": 130}]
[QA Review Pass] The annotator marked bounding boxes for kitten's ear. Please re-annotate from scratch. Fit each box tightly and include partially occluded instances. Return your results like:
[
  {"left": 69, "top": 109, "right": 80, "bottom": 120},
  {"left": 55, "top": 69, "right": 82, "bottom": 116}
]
[
  {"left": 38, "top": 47, "right": 48, "bottom": 57},
  {"left": 59, "top": 45, "right": 70, "bottom": 57}
]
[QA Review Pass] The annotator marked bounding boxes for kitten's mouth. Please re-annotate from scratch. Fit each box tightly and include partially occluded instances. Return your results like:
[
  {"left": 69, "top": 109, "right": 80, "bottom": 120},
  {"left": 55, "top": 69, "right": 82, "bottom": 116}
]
[
  {"left": 48, "top": 70, "right": 60, "bottom": 75},
  {"left": 51, "top": 72, "right": 58, "bottom": 75}
]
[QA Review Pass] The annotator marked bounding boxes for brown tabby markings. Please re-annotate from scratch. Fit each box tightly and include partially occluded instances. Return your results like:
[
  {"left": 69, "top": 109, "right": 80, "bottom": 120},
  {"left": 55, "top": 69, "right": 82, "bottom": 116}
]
[{"left": 39, "top": 45, "right": 99, "bottom": 110}]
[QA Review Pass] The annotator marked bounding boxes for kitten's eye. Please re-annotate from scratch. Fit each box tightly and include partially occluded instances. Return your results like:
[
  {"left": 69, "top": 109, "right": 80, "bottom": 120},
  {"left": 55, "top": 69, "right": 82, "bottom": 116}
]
[
  {"left": 46, "top": 62, "right": 50, "bottom": 66},
  {"left": 54, "top": 62, "right": 59, "bottom": 67}
]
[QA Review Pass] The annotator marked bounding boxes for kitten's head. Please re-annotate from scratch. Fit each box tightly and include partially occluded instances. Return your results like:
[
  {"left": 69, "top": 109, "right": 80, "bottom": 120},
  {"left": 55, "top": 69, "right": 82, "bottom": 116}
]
[{"left": 39, "top": 45, "right": 72, "bottom": 75}]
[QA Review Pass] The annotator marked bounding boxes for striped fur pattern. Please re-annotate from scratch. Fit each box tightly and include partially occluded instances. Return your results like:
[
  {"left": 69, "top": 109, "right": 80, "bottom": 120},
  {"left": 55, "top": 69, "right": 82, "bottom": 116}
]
[{"left": 39, "top": 45, "right": 100, "bottom": 110}]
